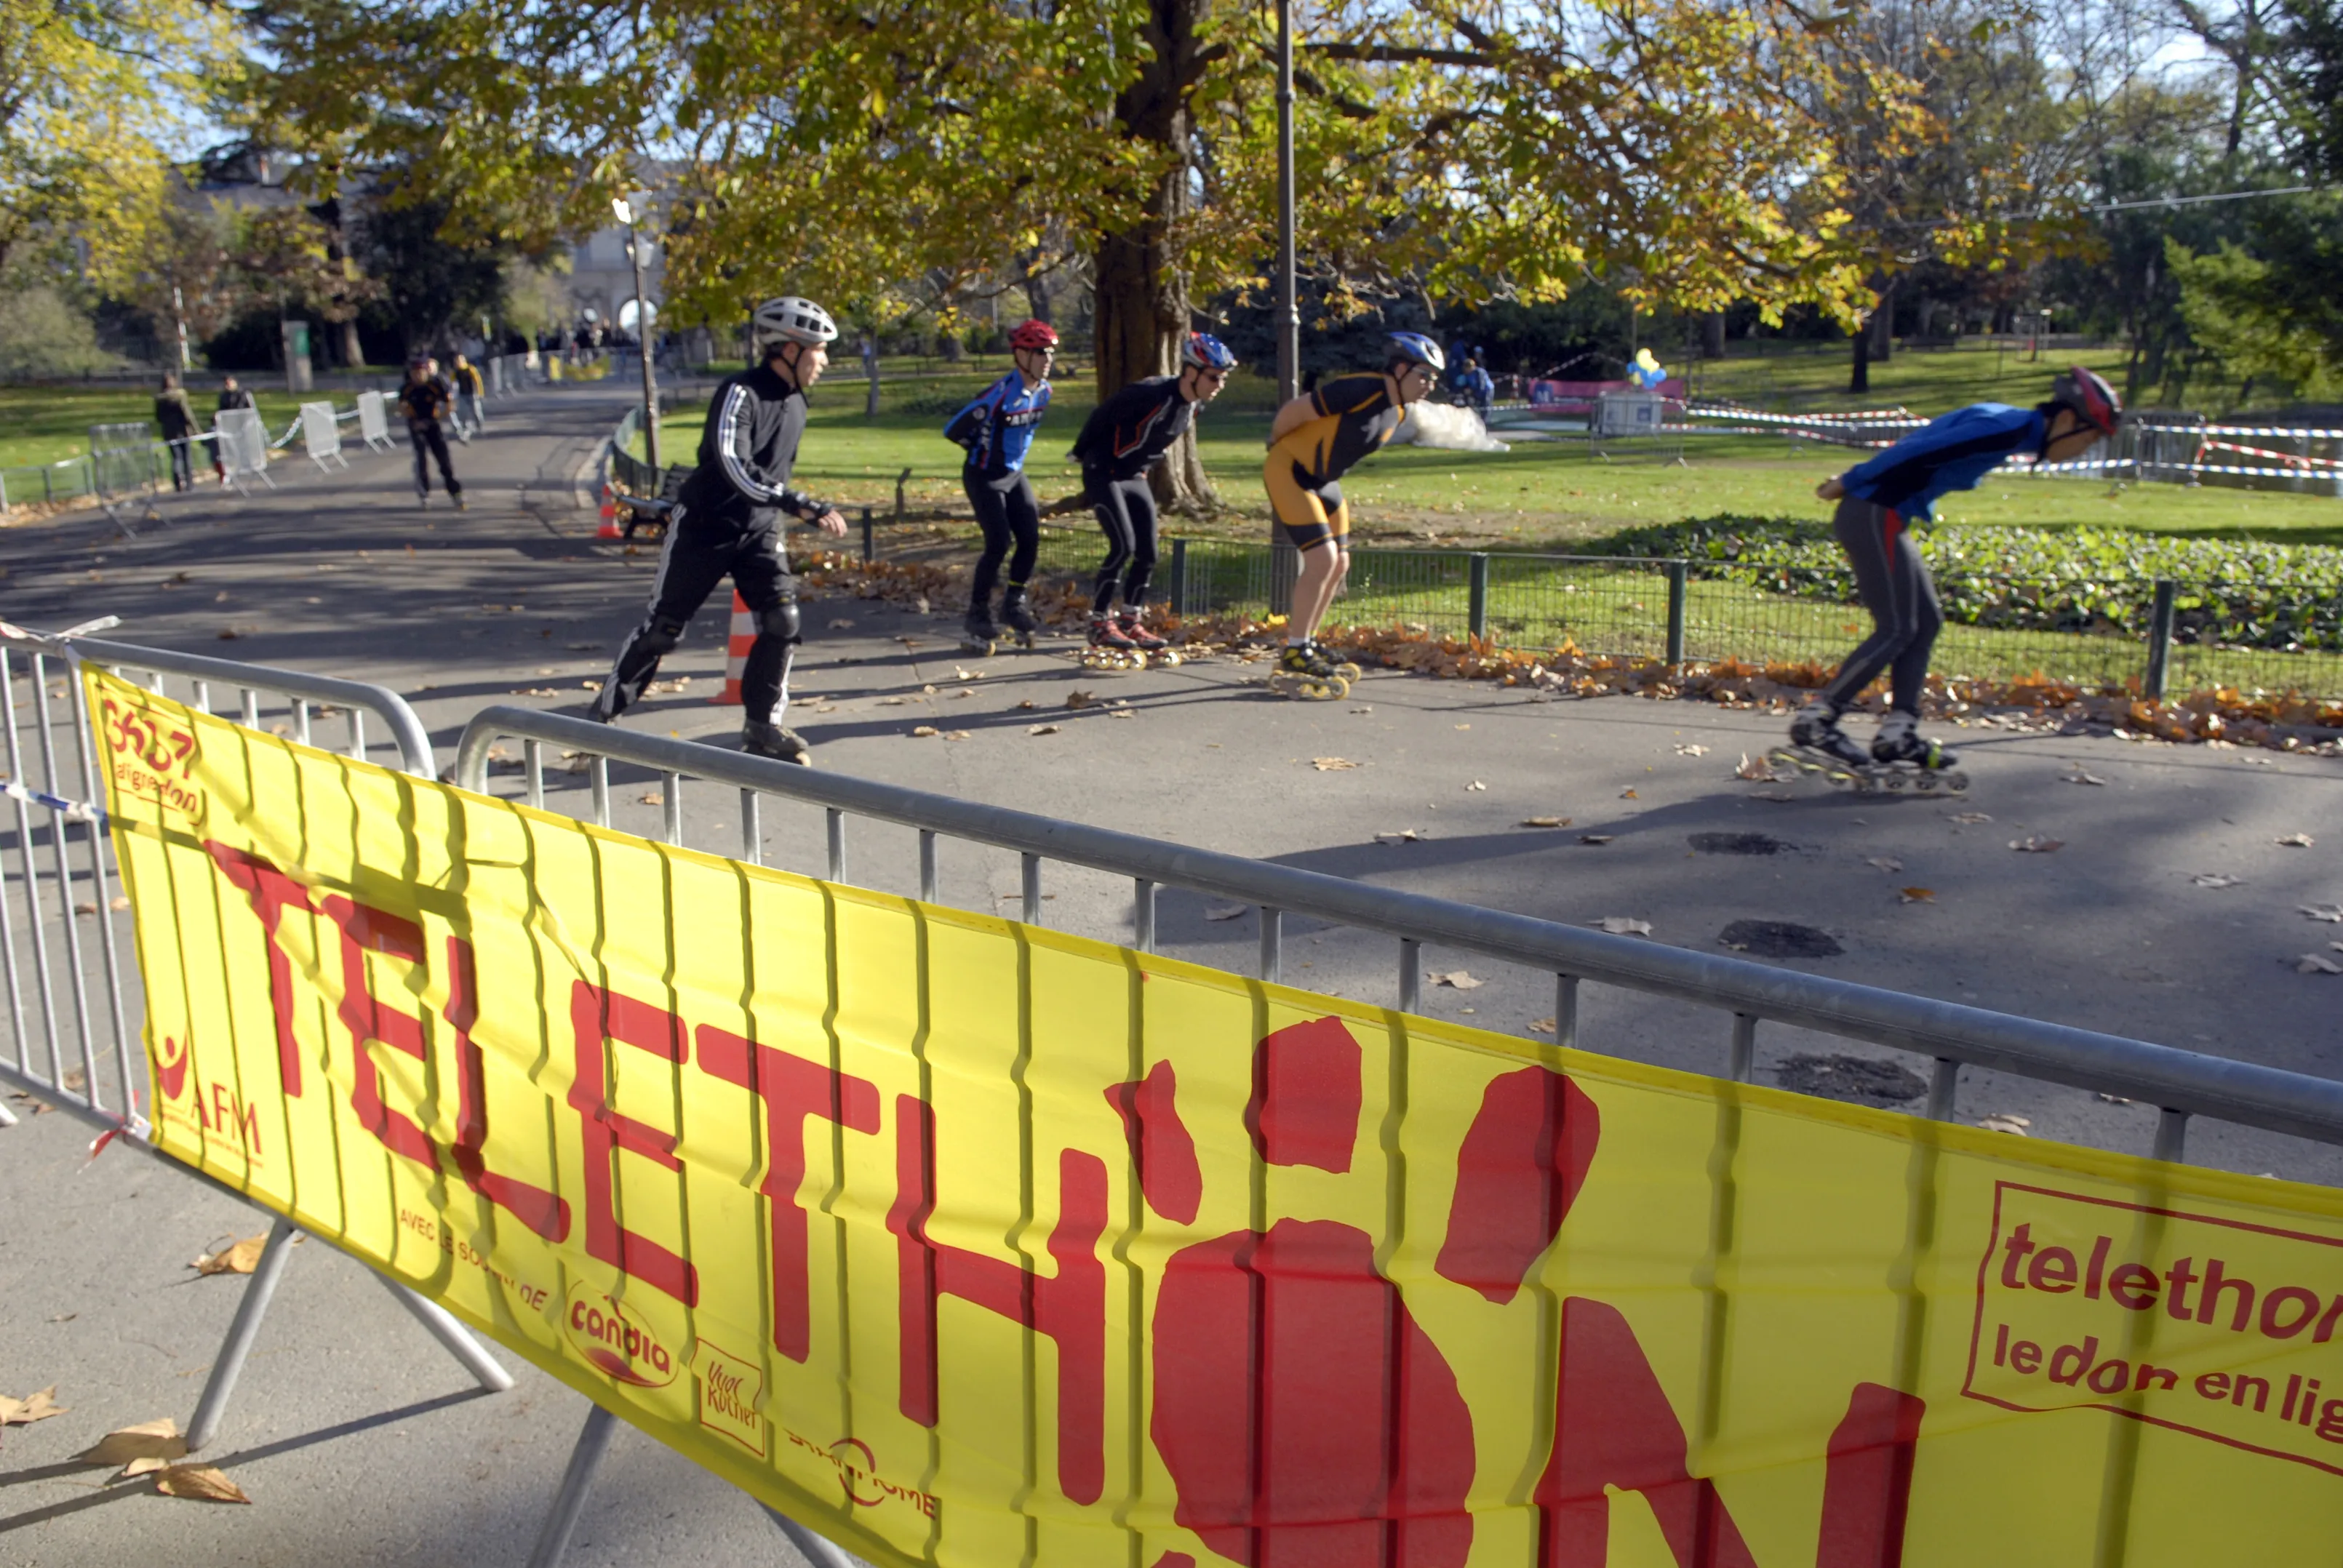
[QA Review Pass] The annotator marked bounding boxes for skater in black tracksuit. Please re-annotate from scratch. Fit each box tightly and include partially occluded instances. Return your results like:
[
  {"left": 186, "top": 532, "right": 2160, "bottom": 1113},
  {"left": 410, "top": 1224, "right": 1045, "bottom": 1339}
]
[
  {"left": 398, "top": 359, "right": 464, "bottom": 508},
  {"left": 590, "top": 297, "right": 847, "bottom": 763}
]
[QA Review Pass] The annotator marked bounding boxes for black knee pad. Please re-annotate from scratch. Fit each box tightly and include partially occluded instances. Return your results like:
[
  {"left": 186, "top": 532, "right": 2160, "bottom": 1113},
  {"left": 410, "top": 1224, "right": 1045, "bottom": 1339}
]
[
  {"left": 636, "top": 613, "right": 689, "bottom": 657},
  {"left": 756, "top": 601, "right": 802, "bottom": 644}
]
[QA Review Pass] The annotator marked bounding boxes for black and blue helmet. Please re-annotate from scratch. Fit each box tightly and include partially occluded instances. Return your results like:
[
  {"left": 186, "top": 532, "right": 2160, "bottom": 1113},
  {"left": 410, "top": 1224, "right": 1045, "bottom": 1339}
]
[
  {"left": 1386, "top": 332, "right": 1445, "bottom": 373},
  {"left": 1180, "top": 332, "right": 1238, "bottom": 372}
]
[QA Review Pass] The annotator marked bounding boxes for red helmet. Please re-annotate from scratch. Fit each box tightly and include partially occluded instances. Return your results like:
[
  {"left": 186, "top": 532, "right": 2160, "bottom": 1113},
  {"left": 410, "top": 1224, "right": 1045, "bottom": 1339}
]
[
  {"left": 1010, "top": 319, "right": 1060, "bottom": 353},
  {"left": 2050, "top": 366, "right": 2121, "bottom": 436}
]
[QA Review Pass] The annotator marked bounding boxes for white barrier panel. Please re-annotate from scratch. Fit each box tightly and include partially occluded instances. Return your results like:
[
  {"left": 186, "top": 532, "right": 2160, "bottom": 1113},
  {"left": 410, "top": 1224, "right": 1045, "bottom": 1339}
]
[
  {"left": 299, "top": 401, "right": 348, "bottom": 473},
  {"left": 215, "top": 407, "right": 275, "bottom": 494},
  {"left": 356, "top": 390, "right": 394, "bottom": 452}
]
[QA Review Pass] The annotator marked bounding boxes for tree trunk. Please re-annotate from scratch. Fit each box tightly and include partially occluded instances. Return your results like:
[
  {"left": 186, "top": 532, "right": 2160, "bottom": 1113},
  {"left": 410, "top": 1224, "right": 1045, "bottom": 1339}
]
[
  {"left": 339, "top": 319, "right": 364, "bottom": 369},
  {"left": 1700, "top": 311, "right": 1725, "bottom": 359},
  {"left": 1867, "top": 279, "right": 1895, "bottom": 363},
  {"left": 1093, "top": 0, "right": 1215, "bottom": 512},
  {"left": 1848, "top": 323, "right": 1870, "bottom": 395},
  {"left": 863, "top": 335, "right": 880, "bottom": 418},
  {"left": 1021, "top": 266, "right": 1053, "bottom": 325}
]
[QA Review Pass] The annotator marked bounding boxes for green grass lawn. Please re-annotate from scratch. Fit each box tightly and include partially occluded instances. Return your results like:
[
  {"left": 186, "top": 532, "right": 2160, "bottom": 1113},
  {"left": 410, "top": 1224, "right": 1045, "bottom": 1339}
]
[
  {"left": 1681, "top": 337, "right": 2138, "bottom": 416},
  {"left": 0, "top": 384, "right": 332, "bottom": 471},
  {"left": 642, "top": 359, "right": 2343, "bottom": 550}
]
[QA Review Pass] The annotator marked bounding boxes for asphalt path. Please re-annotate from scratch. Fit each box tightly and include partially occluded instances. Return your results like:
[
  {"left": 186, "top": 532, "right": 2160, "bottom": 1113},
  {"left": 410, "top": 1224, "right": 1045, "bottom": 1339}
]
[{"left": 1, "top": 383, "right": 2339, "bottom": 1564}]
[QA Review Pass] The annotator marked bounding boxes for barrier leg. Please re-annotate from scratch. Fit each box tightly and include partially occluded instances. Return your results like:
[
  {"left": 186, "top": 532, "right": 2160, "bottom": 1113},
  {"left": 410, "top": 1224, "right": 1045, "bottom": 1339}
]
[
  {"left": 373, "top": 1270, "right": 515, "bottom": 1391},
  {"left": 0, "top": 1098, "right": 17, "bottom": 1127},
  {"left": 525, "top": 1404, "right": 620, "bottom": 1568},
  {"left": 185, "top": 1215, "right": 301, "bottom": 1451},
  {"left": 764, "top": 1504, "right": 873, "bottom": 1568}
]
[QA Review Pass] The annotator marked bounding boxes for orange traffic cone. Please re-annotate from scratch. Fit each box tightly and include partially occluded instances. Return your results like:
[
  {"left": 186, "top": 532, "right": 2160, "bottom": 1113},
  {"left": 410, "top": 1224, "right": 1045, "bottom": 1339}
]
[
  {"left": 596, "top": 482, "right": 623, "bottom": 539},
  {"left": 710, "top": 591, "right": 752, "bottom": 705}
]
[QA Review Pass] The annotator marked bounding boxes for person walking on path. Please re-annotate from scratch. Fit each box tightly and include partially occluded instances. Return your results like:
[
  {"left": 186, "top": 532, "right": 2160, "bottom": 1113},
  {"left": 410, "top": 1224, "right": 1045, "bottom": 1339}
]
[
  {"left": 154, "top": 372, "right": 199, "bottom": 492},
  {"left": 591, "top": 296, "right": 849, "bottom": 764},
  {"left": 1066, "top": 331, "right": 1237, "bottom": 652},
  {"left": 1789, "top": 367, "right": 2122, "bottom": 772},
  {"left": 212, "top": 376, "right": 254, "bottom": 486},
  {"left": 396, "top": 356, "right": 465, "bottom": 510},
  {"left": 450, "top": 352, "right": 488, "bottom": 436},
  {"left": 943, "top": 319, "right": 1058, "bottom": 649},
  {"left": 1261, "top": 332, "right": 1442, "bottom": 684}
]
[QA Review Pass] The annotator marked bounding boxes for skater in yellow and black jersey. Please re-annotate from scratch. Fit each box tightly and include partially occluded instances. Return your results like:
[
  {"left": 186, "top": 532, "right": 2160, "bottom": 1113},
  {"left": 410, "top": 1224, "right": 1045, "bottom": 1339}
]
[{"left": 1263, "top": 333, "right": 1442, "bottom": 691}]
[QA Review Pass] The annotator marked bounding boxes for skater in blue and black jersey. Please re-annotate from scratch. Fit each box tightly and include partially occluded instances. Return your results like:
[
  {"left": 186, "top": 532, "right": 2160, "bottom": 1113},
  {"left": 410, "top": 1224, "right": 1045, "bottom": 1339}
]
[
  {"left": 1789, "top": 367, "right": 2122, "bottom": 772},
  {"left": 944, "top": 318, "right": 1058, "bottom": 649},
  {"left": 1067, "top": 331, "right": 1237, "bottom": 652}
]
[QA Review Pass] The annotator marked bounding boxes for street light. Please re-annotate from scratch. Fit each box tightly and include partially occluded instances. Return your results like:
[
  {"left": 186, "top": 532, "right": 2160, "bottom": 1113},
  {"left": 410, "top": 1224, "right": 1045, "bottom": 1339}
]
[
  {"left": 612, "top": 195, "right": 661, "bottom": 473},
  {"left": 1274, "top": 0, "right": 1299, "bottom": 405}
]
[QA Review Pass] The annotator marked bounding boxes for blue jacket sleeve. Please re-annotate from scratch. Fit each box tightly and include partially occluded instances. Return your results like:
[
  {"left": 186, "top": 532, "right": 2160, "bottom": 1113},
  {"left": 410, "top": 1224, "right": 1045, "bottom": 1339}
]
[
  {"left": 1840, "top": 404, "right": 2036, "bottom": 510},
  {"left": 943, "top": 378, "right": 1007, "bottom": 455}
]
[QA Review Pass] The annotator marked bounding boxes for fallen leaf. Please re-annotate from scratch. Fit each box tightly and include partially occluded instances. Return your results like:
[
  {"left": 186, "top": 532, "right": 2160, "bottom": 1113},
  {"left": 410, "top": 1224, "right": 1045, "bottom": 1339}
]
[
  {"left": 1430, "top": 970, "right": 1483, "bottom": 988},
  {"left": 877, "top": 696, "right": 906, "bottom": 706},
  {"left": 1312, "top": 757, "right": 1358, "bottom": 771},
  {"left": 943, "top": 729, "right": 970, "bottom": 740},
  {"left": 1950, "top": 812, "right": 1992, "bottom": 825},
  {"left": 1520, "top": 816, "right": 1570, "bottom": 828},
  {"left": 948, "top": 688, "right": 975, "bottom": 700},
  {"left": 1527, "top": 1017, "right": 1557, "bottom": 1036},
  {"left": 1204, "top": 904, "right": 1248, "bottom": 921},
  {"left": 1618, "top": 788, "right": 1638, "bottom": 799},
  {"left": 512, "top": 687, "right": 562, "bottom": 697},
  {"left": 152, "top": 1464, "right": 250, "bottom": 1504},
  {"left": 2061, "top": 769, "right": 2106, "bottom": 786},
  {"left": 1594, "top": 916, "right": 1653, "bottom": 935},
  {"left": 1064, "top": 689, "right": 1099, "bottom": 710},
  {"left": 2303, "top": 904, "right": 2343, "bottom": 922},
  {"left": 910, "top": 725, "right": 940, "bottom": 737},
  {"left": 636, "top": 791, "right": 663, "bottom": 807},
  {"left": 827, "top": 618, "right": 856, "bottom": 630},
  {"left": 73, "top": 901, "right": 95, "bottom": 915},
  {"left": 77, "top": 1418, "right": 186, "bottom": 1468},
  {"left": 1375, "top": 828, "right": 1426, "bottom": 844},
  {"left": 2294, "top": 953, "right": 2343, "bottom": 975},
  {"left": 1734, "top": 753, "right": 1776, "bottom": 781},
  {"left": 1578, "top": 833, "right": 1614, "bottom": 845},
  {"left": 1015, "top": 699, "right": 1037, "bottom": 711},
  {"left": 1674, "top": 743, "right": 1709, "bottom": 756},
  {"left": 1866, "top": 857, "right": 1904, "bottom": 873},
  {"left": 1976, "top": 1114, "right": 2032, "bottom": 1136},
  {"left": 2191, "top": 873, "right": 2245, "bottom": 889},
  {"left": 1027, "top": 723, "right": 1061, "bottom": 736},
  {"left": 191, "top": 1234, "right": 268, "bottom": 1276},
  {"left": 2009, "top": 836, "right": 2064, "bottom": 853},
  {"left": 0, "top": 1387, "right": 66, "bottom": 1426},
  {"left": 2096, "top": 1092, "right": 2134, "bottom": 1105},
  {"left": 2277, "top": 833, "right": 2315, "bottom": 848},
  {"left": 110, "top": 895, "right": 129, "bottom": 911},
  {"left": 1900, "top": 887, "right": 1936, "bottom": 903},
  {"left": 579, "top": 680, "right": 599, "bottom": 691},
  {"left": 1466, "top": 780, "right": 1487, "bottom": 791}
]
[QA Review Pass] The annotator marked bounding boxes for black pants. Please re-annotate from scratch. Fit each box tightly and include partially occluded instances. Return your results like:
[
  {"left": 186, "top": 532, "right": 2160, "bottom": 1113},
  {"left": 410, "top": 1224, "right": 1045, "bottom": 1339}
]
[
  {"left": 965, "top": 467, "right": 1039, "bottom": 606},
  {"left": 409, "top": 420, "right": 463, "bottom": 497},
  {"left": 1086, "top": 468, "right": 1158, "bottom": 612},
  {"left": 598, "top": 510, "right": 797, "bottom": 724},
  {"left": 164, "top": 437, "right": 193, "bottom": 491},
  {"left": 1819, "top": 495, "right": 1942, "bottom": 716}
]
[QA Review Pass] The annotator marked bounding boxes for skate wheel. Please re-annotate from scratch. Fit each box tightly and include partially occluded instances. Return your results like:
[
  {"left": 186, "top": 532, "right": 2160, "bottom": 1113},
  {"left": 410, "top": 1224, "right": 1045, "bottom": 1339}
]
[{"left": 1331, "top": 662, "right": 1362, "bottom": 681}]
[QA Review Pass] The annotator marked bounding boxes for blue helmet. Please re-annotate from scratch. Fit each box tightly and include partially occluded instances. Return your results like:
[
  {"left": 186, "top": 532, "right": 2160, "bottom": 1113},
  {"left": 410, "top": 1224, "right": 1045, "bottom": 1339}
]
[
  {"left": 1386, "top": 332, "right": 1445, "bottom": 373},
  {"left": 1180, "top": 331, "right": 1238, "bottom": 372}
]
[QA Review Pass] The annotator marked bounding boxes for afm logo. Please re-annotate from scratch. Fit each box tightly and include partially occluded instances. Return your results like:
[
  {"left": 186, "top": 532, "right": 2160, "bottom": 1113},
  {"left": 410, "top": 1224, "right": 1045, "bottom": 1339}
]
[
  {"left": 154, "top": 1036, "right": 264, "bottom": 1159},
  {"left": 564, "top": 1283, "right": 681, "bottom": 1388}
]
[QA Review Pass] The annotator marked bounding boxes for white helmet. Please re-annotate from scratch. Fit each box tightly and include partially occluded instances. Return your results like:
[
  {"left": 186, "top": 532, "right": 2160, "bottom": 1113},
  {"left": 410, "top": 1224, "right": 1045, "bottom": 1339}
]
[{"left": 753, "top": 296, "right": 837, "bottom": 351}]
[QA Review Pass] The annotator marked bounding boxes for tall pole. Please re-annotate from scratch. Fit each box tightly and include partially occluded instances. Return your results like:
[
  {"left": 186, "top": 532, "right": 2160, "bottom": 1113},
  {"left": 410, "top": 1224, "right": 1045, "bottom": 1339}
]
[
  {"left": 1274, "top": 0, "right": 1298, "bottom": 404},
  {"left": 623, "top": 204, "right": 661, "bottom": 472}
]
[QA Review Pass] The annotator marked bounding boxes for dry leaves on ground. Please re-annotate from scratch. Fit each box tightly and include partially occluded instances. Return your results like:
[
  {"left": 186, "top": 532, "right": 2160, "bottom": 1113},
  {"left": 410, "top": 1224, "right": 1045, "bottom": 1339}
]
[
  {"left": 2278, "top": 833, "right": 2316, "bottom": 848},
  {"left": 77, "top": 1417, "right": 186, "bottom": 1473},
  {"left": 512, "top": 687, "right": 562, "bottom": 697},
  {"left": 153, "top": 1465, "right": 250, "bottom": 1503},
  {"left": 1675, "top": 743, "right": 1710, "bottom": 756},
  {"left": 948, "top": 689, "right": 975, "bottom": 700},
  {"left": 1901, "top": 887, "right": 1936, "bottom": 903},
  {"left": 1594, "top": 916, "right": 1653, "bottom": 935},
  {"left": 1734, "top": 753, "right": 1777, "bottom": 781},
  {"left": 1466, "top": 780, "right": 1487, "bottom": 791},
  {"left": 826, "top": 618, "right": 855, "bottom": 630},
  {"left": 1527, "top": 1017, "right": 1557, "bottom": 1036},
  {"left": 0, "top": 1387, "right": 65, "bottom": 1426},
  {"left": 910, "top": 726, "right": 941, "bottom": 738},
  {"left": 1950, "top": 812, "right": 1992, "bottom": 825},
  {"left": 1976, "top": 1113, "right": 2032, "bottom": 1136},
  {"left": 943, "top": 730, "right": 971, "bottom": 741},
  {"left": 1064, "top": 689, "right": 1100, "bottom": 711},
  {"left": 1026, "top": 724, "right": 1061, "bottom": 737},
  {"left": 2061, "top": 769, "right": 2107, "bottom": 786},
  {"left": 877, "top": 695, "right": 906, "bottom": 706},
  {"left": 1203, "top": 905, "right": 1248, "bottom": 921},
  {"left": 1618, "top": 788, "right": 1639, "bottom": 799},
  {"left": 1520, "top": 816, "right": 1570, "bottom": 828},
  {"left": 1867, "top": 857, "right": 1904, "bottom": 873},
  {"left": 1375, "top": 828, "right": 1427, "bottom": 844},
  {"left": 1578, "top": 833, "right": 1614, "bottom": 845},
  {"left": 2192, "top": 873, "right": 2246, "bottom": 889},
  {"left": 1015, "top": 699, "right": 1037, "bottom": 711},
  {"left": 2010, "top": 836, "right": 2064, "bottom": 853},
  {"left": 636, "top": 791, "right": 663, "bottom": 807},
  {"left": 1430, "top": 970, "right": 1484, "bottom": 989},
  {"left": 1311, "top": 757, "right": 1357, "bottom": 771},
  {"left": 2303, "top": 905, "right": 2343, "bottom": 922},
  {"left": 191, "top": 1233, "right": 268, "bottom": 1276},
  {"left": 110, "top": 896, "right": 129, "bottom": 911}
]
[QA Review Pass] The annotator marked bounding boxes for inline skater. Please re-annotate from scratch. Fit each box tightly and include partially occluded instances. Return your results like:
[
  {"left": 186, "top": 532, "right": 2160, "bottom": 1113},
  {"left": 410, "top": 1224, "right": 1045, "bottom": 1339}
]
[
  {"left": 1067, "top": 331, "right": 1237, "bottom": 653},
  {"left": 944, "top": 319, "right": 1057, "bottom": 651},
  {"left": 590, "top": 296, "right": 849, "bottom": 764},
  {"left": 1784, "top": 366, "right": 2122, "bottom": 777},
  {"left": 397, "top": 356, "right": 465, "bottom": 509},
  {"left": 1261, "top": 332, "right": 1442, "bottom": 692}
]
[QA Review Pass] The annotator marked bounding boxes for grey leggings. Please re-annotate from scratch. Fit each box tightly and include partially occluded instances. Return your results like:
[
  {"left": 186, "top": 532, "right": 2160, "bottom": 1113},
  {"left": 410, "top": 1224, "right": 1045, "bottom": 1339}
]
[{"left": 1819, "top": 495, "right": 1941, "bottom": 715}]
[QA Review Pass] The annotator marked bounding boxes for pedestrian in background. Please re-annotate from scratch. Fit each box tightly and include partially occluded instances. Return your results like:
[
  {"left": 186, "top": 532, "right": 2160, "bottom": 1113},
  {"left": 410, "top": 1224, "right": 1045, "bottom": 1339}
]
[
  {"left": 397, "top": 356, "right": 465, "bottom": 510},
  {"left": 211, "top": 375, "right": 255, "bottom": 485},
  {"left": 154, "top": 372, "right": 198, "bottom": 492},
  {"left": 450, "top": 352, "right": 488, "bottom": 435}
]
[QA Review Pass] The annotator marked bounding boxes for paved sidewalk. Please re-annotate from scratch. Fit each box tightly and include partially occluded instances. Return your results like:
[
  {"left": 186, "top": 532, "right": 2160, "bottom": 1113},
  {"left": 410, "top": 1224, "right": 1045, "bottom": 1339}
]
[{"left": 3, "top": 380, "right": 2341, "bottom": 1564}]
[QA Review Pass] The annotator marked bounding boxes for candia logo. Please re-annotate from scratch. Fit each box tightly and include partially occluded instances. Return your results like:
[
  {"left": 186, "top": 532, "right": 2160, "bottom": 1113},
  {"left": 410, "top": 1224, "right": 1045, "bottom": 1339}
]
[
  {"left": 153, "top": 1035, "right": 190, "bottom": 1102},
  {"left": 564, "top": 1283, "right": 680, "bottom": 1388}
]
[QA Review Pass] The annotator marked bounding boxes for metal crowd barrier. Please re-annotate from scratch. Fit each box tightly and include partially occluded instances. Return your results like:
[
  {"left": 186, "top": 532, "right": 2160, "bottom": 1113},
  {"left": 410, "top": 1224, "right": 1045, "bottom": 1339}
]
[{"left": 455, "top": 705, "right": 2343, "bottom": 1167}]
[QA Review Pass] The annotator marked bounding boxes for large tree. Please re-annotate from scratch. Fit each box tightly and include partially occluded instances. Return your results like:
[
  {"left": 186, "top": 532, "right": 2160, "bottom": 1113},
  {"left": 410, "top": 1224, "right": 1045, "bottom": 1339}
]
[{"left": 237, "top": 0, "right": 1926, "bottom": 500}]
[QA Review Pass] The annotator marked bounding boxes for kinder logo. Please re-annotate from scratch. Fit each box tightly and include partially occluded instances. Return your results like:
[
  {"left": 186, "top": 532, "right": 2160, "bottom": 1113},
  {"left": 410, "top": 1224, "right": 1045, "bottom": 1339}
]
[
  {"left": 154, "top": 1035, "right": 190, "bottom": 1102},
  {"left": 564, "top": 1283, "right": 680, "bottom": 1388}
]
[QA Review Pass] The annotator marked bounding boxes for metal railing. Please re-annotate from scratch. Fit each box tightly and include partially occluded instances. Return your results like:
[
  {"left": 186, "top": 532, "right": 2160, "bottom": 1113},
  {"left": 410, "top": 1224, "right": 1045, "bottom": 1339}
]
[{"left": 455, "top": 705, "right": 2343, "bottom": 1164}]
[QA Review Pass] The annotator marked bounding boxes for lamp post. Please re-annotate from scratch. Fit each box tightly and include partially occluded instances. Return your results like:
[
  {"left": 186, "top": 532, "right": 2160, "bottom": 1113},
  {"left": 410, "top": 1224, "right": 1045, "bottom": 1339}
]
[
  {"left": 612, "top": 196, "right": 660, "bottom": 473},
  {"left": 1274, "top": 0, "right": 1299, "bottom": 404}
]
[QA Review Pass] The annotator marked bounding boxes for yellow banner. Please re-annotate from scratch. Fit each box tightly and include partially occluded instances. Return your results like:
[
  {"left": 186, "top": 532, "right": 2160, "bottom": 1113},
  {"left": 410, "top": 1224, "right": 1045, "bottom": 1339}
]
[{"left": 90, "top": 665, "right": 2343, "bottom": 1566}]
